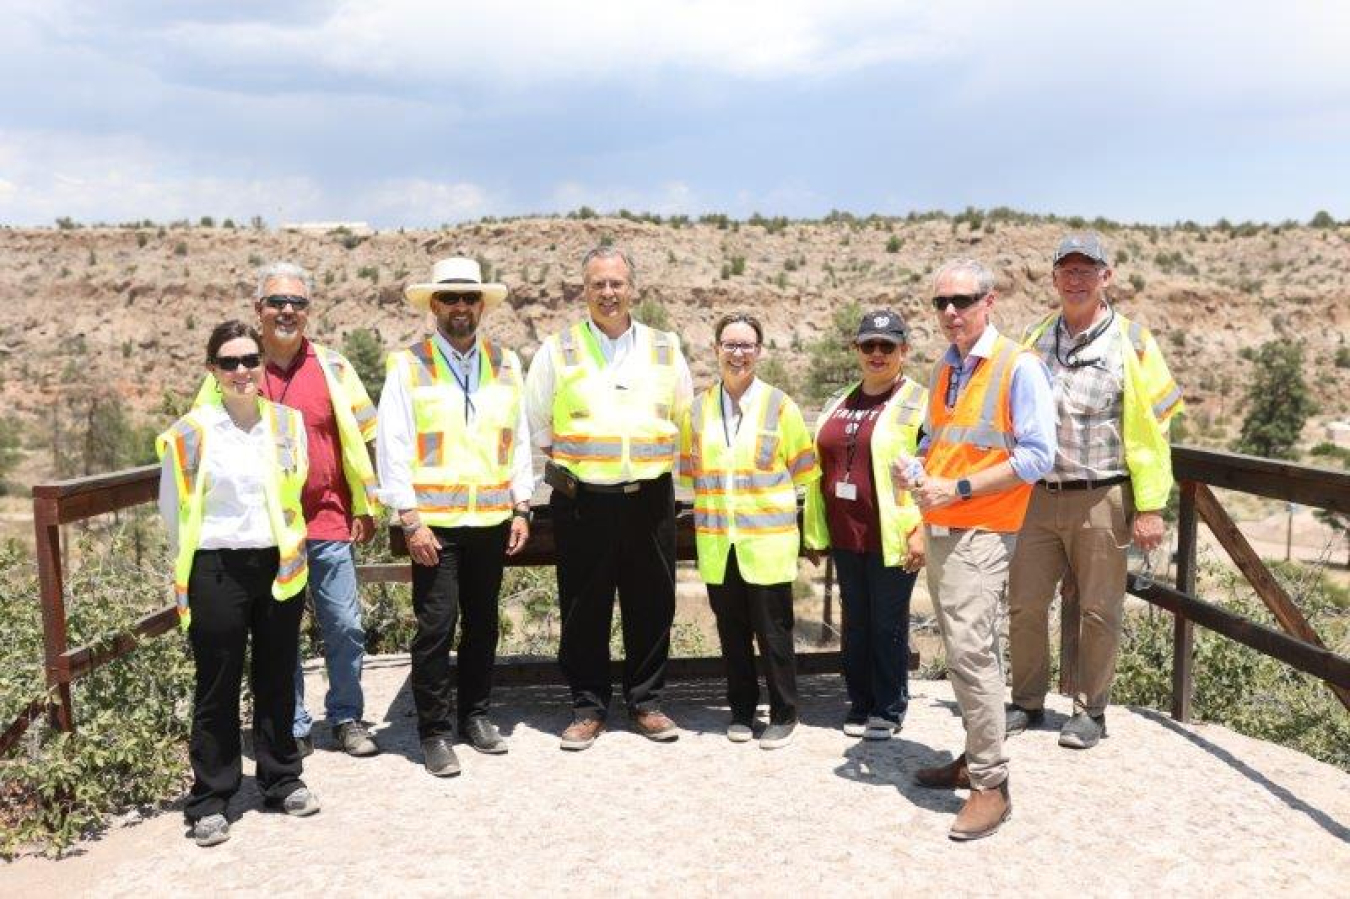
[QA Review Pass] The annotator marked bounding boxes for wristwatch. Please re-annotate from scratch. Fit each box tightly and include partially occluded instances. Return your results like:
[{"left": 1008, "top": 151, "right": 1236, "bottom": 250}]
[
  {"left": 956, "top": 478, "right": 973, "bottom": 501},
  {"left": 512, "top": 505, "right": 533, "bottom": 523}
]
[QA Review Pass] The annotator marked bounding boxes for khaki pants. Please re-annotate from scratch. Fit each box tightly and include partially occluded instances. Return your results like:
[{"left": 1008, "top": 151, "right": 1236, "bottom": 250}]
[
  {"left": 1007, "top": 483, "right": 1132, "bottom": 717},
  {"left": 926, "top": 527, "right": 1015, "bottom": 790}
]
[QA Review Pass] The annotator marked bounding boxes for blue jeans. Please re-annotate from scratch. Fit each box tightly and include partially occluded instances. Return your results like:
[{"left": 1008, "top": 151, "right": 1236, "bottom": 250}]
[
  {"left": 293, "top": 539, "right": 366, "bottom": 737},
  {"left": 832, "top": 549, "right": 916, "bottom": 724}
]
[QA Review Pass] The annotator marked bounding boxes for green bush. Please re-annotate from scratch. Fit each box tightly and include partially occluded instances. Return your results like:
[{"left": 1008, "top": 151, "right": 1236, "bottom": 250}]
[{"left": 1114, "top": 560, "right": 1350, "bottom": 771}]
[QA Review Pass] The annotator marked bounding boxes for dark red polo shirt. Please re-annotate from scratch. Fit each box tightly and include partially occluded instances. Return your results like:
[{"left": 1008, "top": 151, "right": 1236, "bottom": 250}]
[
  {"left": 262, "top": 339, "right": 354, "bottom": 542},
  {"left": 816, "top": 384, "right": 896, "bottom": 554}
]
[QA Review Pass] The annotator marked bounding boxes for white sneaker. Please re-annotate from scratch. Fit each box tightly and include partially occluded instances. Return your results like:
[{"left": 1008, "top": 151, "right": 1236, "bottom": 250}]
[
  {"left": 863, "top": 716, "right": 900, "bottom": 741},
  {"left": 843, "top": 718, "right": 867, "bottom": 738},
  {"left": 191, "top": 814, "right": 230, "bottom": 847},
  {"left": 727, "top": 722, "right": 753, "bottom": 743}
]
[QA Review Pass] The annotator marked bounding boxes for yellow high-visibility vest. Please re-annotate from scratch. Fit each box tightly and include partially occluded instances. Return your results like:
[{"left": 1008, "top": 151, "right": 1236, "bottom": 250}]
[
  {"left": 548, "top": 321, "right": 681, "bottom": 482},
  {"left": 386, "top": 336, "right": 522, "bottom": 528},
  {"left": 803, "top": 378, "right": 928, "bottom": 567},
  {"left": 192, "top": 342, "right": 382, "bottom": 517},
  {"left": 156, "top": 400, "right": 310, "bottom": 629},
  {"left": 1022, "top": 311, "right": 1182, "bottom": 511},
  {"left": 679, "top": 382, "right": 820, "bottom": 585}
]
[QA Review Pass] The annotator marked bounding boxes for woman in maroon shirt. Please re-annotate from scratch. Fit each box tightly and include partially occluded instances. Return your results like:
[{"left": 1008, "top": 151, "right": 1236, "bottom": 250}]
[{"left": 805, "top": 310, "right": 926, "bottom": 740}]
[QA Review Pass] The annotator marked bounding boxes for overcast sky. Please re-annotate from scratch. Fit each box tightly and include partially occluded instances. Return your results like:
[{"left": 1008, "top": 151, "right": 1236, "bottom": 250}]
[{"left": 2, "top": 1, "right": 1348, "bottom": 228}]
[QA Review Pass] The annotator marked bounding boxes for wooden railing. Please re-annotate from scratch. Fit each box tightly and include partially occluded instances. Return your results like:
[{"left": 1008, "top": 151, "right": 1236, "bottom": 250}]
[{"left": 7, "top": 445, "right": 1349, "bottom": 755}]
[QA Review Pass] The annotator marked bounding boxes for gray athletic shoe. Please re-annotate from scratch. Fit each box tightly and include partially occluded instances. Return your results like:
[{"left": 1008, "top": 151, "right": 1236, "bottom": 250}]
[
  {"left": 759, "top": 721, "right": 797, "bottom": 750},
  {"left": 1005, "top": 704, "right": 1046, "bottom": 736},
  {"left": 282, "top": 787, "right": 321, "bottom": 817},
  {"left": 862, "top": 716, "right": 900, "bottom": 741},
  {"left": 726, "top": 720, "right": 754, "bottom": 743},
  {"left": 334, "top": 720, "right": 380, "bottom": 757},
  {"left": 1059, "top": 712, "right": 1107, "bottom": 749},
  {"left": 191, "top": 814, "right": 230, "bottom": 847}
]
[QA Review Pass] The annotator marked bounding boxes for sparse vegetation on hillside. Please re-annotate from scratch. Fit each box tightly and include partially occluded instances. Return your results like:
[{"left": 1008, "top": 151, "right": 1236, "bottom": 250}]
[{"left": 1235, "top": 339, "right": 1316, "bottom": 460}]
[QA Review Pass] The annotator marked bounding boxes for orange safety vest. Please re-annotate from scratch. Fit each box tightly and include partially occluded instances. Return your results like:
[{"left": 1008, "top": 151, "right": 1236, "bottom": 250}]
[{"left": 924, "top": 332, "right": 1032, "bottom": 533}]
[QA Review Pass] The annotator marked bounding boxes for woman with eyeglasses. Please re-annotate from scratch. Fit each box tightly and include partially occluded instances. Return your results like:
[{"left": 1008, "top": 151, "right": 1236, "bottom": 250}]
[
  {"left": 157, "top": 320, "right": 319, "bottom": 847},
  {"left": 678, "top": 313, "right": 820, "bottom": 749},
  {"left": 803, "top": 309, "right": 928, "bottom": 740}
]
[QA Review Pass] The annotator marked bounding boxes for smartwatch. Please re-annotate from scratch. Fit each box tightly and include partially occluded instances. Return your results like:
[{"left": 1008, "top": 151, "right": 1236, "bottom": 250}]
[{"left": 956, "top": 478, "right": 973, "bottom": 501}]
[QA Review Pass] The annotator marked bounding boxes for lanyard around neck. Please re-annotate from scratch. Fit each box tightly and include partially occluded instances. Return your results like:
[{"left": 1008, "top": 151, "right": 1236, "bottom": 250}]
[{"left": 435, "top": 341, "right": 478, "bottom": 423}]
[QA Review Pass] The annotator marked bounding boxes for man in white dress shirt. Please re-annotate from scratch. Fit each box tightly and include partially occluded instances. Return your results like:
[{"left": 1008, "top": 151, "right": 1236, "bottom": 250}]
[
  {"left": 377, "top": 257, "right": 533, "bottom": 777},
  {"left": 525, "top": 246, "right": 694, "bottom": 751}
]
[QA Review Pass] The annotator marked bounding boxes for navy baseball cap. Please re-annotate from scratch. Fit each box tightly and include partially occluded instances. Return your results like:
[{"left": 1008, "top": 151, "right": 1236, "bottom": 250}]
[{"left": 855, "top": 309, "right": 908, "bottom": 344}]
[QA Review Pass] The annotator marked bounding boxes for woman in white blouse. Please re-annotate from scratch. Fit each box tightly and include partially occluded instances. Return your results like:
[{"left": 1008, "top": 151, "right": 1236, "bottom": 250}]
[{"left": 158, "top": 320, "right": 319, "bottom": 848}]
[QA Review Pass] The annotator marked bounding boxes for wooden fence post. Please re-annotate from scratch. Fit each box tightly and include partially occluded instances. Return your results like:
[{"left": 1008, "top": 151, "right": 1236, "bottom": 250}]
[
  {"left": 33, "top": 497, "right": 74, "bottom": 733},
  {"left": 1172, "top": 481, "right": 1198, "bottom": 722}
]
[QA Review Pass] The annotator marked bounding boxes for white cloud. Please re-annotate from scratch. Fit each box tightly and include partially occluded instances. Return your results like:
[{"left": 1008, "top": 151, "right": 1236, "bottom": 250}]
[{"left": 356, "top": 178, "right": 493, "bottom": 226}]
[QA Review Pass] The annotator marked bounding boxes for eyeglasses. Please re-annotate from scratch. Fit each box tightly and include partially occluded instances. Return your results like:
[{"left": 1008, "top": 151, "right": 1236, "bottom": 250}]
[
  {"left": 857, "top": 340, "right": 899, "bottom": 355},
  {"left": 586, "top": 279, "right": 628, "bottom": 292},
  {"left": 214, "top": 353, "right": 262, "bottom": 371},
  {"left": 1055, "top": 265, "right": 1105, "bottom": 281},
  {"left": 261, "top": 294, "right": 310, "bottom": 311},
  {"left": 718, "top": 341, "right": 759, "bottom": 355},
  {"left": 931, "top": 293, "right": 985, "bottom": 312},
  {"left": 433, "top": 292, "right": 482, "bottom": 306}
]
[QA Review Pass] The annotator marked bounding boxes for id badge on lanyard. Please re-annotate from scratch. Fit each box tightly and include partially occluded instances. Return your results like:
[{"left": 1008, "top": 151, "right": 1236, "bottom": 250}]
[{"left": 834, "top": 479, "right": 858, "bottom": 501}]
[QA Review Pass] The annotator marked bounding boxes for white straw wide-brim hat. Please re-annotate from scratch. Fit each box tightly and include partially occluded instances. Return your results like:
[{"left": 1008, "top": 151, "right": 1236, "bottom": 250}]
[{"left": 404, "top": 257, "right": 508, "bottom": 311}]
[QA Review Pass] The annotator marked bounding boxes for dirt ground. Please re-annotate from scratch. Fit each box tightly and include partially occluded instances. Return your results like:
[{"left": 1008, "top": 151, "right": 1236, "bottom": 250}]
[{"left": 3, "top": 665, "right": 1347, "bottom": 897}]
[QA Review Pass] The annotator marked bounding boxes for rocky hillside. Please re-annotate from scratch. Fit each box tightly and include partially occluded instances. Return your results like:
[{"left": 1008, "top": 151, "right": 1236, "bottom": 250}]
[{"left": 1, "top": 213, "right": 1347, "bottom": 481}]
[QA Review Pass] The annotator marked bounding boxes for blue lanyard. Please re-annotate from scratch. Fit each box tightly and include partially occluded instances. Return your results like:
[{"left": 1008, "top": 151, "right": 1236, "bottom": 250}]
[{"left": 436, "top": 343, "right": 477, "bottom": 423}]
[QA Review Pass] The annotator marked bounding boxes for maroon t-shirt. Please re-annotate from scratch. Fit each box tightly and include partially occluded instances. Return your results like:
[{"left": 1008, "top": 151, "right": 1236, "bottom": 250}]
[
  {"left": 262, "top": 339, "right": 354, "bottom": 542},
  {"left": 816, "top": 384, "right": 896, "bottom": 553}
]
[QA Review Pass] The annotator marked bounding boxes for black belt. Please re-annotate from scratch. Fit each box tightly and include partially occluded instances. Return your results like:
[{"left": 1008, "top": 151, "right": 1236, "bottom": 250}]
[
  {"left": 1038, "top": 475, "right": 1128, "bottom": 492},
  {"left": 580, "top": 480, "right": 643, "bottom": 495}
]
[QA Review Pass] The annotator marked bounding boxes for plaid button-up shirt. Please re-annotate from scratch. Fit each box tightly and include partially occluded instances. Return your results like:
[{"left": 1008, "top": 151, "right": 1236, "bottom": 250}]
[{"left": 1033, "top": 312, "right": 1127, "bottom": 482}]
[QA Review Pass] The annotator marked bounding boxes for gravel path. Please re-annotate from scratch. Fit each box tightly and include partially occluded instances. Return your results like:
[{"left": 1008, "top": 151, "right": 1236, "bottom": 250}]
[{"left": 5, "top": 658, "right": 1348, "bottom": 897}]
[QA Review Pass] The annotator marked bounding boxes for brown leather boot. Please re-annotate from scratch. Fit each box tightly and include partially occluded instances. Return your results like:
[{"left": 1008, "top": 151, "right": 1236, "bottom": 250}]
[
  {"left": 914, "top": 753, "right": 971, "bottom": 789},
  {"left": 949, "top": 779, "right": 1011, "bottom": 841}
]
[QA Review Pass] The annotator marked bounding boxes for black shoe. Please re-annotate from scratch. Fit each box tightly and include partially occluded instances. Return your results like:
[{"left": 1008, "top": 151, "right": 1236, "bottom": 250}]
[
  {"left": 295, "top": 735, "right": 314, "bottom": 759},
  {"left": 1005, "top": 704, "right": 1045, "bottom": 736},
  {"left": 421, "top": 737, "right": 461, "bottom": 777},
  {"left": 334, "top": 720, "right": 380, "bottom": 757},
  {"left": 461, "top": 717, "right": 508, "bottom": 755},
  {"left": 1059, "top": 712, "right": 1107, "bottom": 749}
]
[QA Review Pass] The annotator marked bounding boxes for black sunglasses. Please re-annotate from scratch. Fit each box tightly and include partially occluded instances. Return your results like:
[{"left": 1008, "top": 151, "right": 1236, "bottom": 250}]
[
  {"left": 262, "top": 294, "right": 311, "bottom": 311},
  {"left": 214, "top": 353, "right": 262, "bottom": 371},
  {"left": 857, "top": 340, "right": 898, "bottom": 354},
  {"left": 433, "top": 292, "right": 482, "bottom": 307},
  {"left": 931, "top": 293, "right": 985, "bottom": 312}
]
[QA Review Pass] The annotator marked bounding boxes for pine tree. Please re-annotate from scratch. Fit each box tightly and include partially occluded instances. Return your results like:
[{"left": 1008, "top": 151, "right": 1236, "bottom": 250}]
[{"left": 1235, "top": 339, "right": 1315, "bottom": 460}]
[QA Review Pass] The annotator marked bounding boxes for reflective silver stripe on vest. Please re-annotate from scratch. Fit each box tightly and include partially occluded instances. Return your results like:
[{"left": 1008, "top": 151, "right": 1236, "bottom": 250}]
[
  {"left": 894, "top": 380, "right": 925, "bottom": 427},
  {"left": 419, "top": 433, "right": 443, "bottom": 467},
  {"left": 689, "top": 392, "right": 708, "bottom": 437},
  {"left": 553, "top": 439, "right": 624, "bottom": 459},
  {"left": 753, "top": 389, "right": 786, "bottom": 469},
  {"left": 475, "top": 487, "right": 513, "bottom": 508},
  {"left": 559, "top": 328, "right": 580, "bottom": 367},
  {"left": 936, "top": 423, "right": 1015, "bottom": 451},
  {"left": 1128, "top": 320, "right": 1145, "bottom": 356},
  {"left": 695, "top": 510, "right": 730, "bottom": 531},
  {"left": 786, "top": 449, "right": 818, "bottom": 477},
  {"left": 172, "top": 419, "right": 203, "bottom": 483},
  {"left": 1152, "top": 383, "right": 1182, "bottom": 419},
  {"left": 630, "top": 440, "right": 677, "bottom": 459},
  {"left": 416, "top": 487, "right": 472, "bottom": 509},
  {"left": 352, "top": 401, "right": 377, "bottom": 429},
  {"left": 694, "top": 470, "right": 793, "bottom": 493},
  {"left": 408, "top": 341, "right": 437, "bottom": 386},
  {"left": 273, "top": 406, "right": 299, "bottom": 471},
  {"left": 277, "top": 551, "right": 306, "bottom": 583},
  {"left": 651, "top": 330, "right": 672, "bottom": 366},
  {"left": 734, "top": 510, "right": 798, "bottom": 529}
]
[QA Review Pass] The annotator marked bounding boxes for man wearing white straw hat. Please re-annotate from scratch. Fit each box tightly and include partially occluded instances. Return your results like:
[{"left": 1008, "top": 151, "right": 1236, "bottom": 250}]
[
  {"left": 525, "top": 246, "right": 693, "bottom": 751},
  {"left": 377, "top": 257, "right": 534, "bottom": 777}
]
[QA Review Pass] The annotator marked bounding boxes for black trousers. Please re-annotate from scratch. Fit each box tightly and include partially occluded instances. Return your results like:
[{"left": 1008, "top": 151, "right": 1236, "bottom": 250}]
[
  {"left": 707, "top": 548, "right": 800, "bottom": 725},
  {"left": 186, "top": 548, "right": 305, "bottom": 822},
  {"left": 552, "top": 473, "right": 676, "bottom": 719},
  {"left": 410, "top": 522, "right": 509, "bottom": 740}
]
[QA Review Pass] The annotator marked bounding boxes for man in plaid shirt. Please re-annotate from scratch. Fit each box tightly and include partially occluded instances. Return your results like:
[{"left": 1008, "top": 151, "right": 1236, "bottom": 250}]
[{"left": 1005, "top": 233, "right": 1183, "bottom": 750}]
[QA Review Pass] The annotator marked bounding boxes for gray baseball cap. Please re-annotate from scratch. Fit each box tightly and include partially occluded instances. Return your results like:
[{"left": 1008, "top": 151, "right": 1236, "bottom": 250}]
[{"left": 1053, "top": 232, "right": 1109, "bottom": 266}]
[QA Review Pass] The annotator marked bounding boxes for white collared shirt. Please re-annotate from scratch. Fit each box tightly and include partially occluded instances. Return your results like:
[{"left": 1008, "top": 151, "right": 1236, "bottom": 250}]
[
  {"left": 717, "top": 377, "right": 762, "bottom": 446},
  {"left": 376, "top": 332, "right": 534, "bottom": 512},
  {"left": 158, "top": 405, "right": 295, "bottom": 553}
]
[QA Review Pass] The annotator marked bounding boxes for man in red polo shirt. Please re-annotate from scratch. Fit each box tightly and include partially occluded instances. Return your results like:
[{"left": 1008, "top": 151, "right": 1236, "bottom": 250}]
[{"left": 253, "top": 262, "right": 383, "bottom": 758}]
